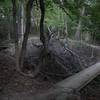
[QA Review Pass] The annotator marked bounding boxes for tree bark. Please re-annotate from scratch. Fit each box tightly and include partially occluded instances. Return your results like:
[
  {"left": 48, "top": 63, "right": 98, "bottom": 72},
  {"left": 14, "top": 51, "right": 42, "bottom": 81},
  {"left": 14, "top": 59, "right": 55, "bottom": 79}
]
[
  {"left": 75, "top": 6, "right": 85, "bottom": 40},
  {"left": 12, "top": 0, "right": 19, "bottom": 70},
  {"left": 19, "top": 0, "right": 24, "bottom": 43},
  {"left": 39, "top": 0, "right": 46, "bottom": 48},
  {"left": 19, "top": 0, "right": 34, "bottom": 69},
  {"left": 64, "top": 13, "right": 68, "bottom": 39},
  {"left": 33, "top": 62, "right": 100, "bottom": 100}
]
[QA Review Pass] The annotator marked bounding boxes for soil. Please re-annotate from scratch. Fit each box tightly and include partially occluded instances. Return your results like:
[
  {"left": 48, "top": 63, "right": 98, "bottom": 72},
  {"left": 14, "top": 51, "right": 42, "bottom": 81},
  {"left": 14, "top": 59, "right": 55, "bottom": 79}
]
[
  {"left": 70, "top": 42, "right": 100, "bottom": 100},
  {"left": 0, "top": 52, "right": 53, "bottom": 100},
  {"left": 0, "top": 38, "right": 100, "bottom": 100}
]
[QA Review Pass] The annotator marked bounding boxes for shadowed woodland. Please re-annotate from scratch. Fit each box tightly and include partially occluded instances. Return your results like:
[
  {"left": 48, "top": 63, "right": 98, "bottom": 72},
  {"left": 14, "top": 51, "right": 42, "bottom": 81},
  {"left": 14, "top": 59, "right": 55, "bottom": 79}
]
[{"left": 0, "top": 0, "right": 100, "bottom": 100}]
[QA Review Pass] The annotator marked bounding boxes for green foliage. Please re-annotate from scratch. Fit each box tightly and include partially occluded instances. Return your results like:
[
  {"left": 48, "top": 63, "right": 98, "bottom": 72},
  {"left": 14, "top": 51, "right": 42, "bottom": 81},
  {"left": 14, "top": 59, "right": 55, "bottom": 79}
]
[
  {"left": 0, "top": 0, "right": 12, "bottom": 17},
  {"left": 88, "top": 1, "right": 100, "bottom": 41},
  {"left": 0, "top": 0, "right": 12, "bottom": 41},
  {"left": 45, "top": 0, "right": 65, "bottom": 28},
  {"left": 0, "top": 0, "right": 100, "bottom": 42}
]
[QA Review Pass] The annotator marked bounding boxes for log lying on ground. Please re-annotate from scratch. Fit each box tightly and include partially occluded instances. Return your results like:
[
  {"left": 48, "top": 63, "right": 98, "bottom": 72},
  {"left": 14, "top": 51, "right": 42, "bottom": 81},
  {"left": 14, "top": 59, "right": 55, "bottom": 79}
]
[
  {"left": 33, "top": 62, "right": 100, "bottom": 100},
  {"left": 67, "top": 38, "right": 100, "bottom": 50}
]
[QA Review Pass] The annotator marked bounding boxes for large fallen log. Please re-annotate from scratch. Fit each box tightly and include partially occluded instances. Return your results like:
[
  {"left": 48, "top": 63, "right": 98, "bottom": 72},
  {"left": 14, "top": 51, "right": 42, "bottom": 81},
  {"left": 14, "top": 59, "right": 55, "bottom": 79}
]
[{"left": 33, "top": 62, "right": 100, "bottom": 100}]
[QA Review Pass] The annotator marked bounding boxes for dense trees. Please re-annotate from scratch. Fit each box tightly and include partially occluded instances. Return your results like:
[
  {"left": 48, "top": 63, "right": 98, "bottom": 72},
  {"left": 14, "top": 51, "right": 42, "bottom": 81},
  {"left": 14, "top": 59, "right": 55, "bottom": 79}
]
[
  {"left": 0, "top": 0, "right": 100, "bottom": 76},
  {"left": 1, "top": 0, "right": 100, "bottom": 42},
  {"left": 0, "top": 0, "right": 100, "bottom": 72},
  {"left": 0, "top": 0, "right": 100, "bottom": 100}
]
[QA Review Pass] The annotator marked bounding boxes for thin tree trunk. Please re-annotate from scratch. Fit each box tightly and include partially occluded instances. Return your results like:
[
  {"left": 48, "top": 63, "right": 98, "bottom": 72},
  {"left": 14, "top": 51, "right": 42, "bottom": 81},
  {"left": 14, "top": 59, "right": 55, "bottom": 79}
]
[
  {"left": 64, "top": 14, "right": 68, "bottom": 39},
  {"left": 90, "top": 32, "right": 96, "bottom": 58},
  {"left": 8, "top": 14, "right": 11, "bottom": 40},
  {"left": 20, "top": 0, "right": 24, "bottom": 43},
  {"left": 75, "top": 6, "right": 85, "bottom": 40},
  {"left": 19, "top": 0, "right": 34, "bottom": 69},
  {"left": 57, "top": 6, "right": 60, "bottom": 39},
  {"left": 18, "top": 0, "right": 24, "bottom": 44},
  {"left": 12, "top": 0, "right": 19, "bottom": 70},
  {"left": 75, "top": 19, "right": 81, "bottom": 39},
  {"left": 39, "top": 0, "right": 46, "bottom": 48}
]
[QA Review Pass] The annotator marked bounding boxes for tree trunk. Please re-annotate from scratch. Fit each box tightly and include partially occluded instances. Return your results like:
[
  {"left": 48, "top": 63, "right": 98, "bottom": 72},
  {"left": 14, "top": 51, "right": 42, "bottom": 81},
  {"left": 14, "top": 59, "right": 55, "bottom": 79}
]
[
  {"left": 75, "top": 6, "right": 85, "bottom": 40},
  {"left": 17, "top": 0, "right": 24, "bottom": 44},
  {"left": 19, "top": 0, "right": 34, "bottom": 69},
  {"left": 12, "top": 0, "right": 19, "bottom": 70},
  {"left": 64, "top": 14, "right": 68, "bottom": 38},
  {"left": 39, "top": 0, "right": 46, "bottom": 48}
]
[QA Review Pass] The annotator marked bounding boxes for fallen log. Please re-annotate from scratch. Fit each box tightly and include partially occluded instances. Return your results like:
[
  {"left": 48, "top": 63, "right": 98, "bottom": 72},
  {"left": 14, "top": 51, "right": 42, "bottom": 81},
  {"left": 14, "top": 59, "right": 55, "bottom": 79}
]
[
  {"left": 67, "top": 38, "right": 100, "bottom": 50},
  {"left": 33, "top": 62, "right": 100, "bottom": 100}
]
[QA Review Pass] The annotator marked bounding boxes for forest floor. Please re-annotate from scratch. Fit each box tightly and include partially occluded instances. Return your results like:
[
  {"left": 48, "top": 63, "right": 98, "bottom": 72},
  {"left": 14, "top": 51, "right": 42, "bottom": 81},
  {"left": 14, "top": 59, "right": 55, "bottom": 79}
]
[{"left": 0, "top": 37, "right": 100, "bottom": 100}]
